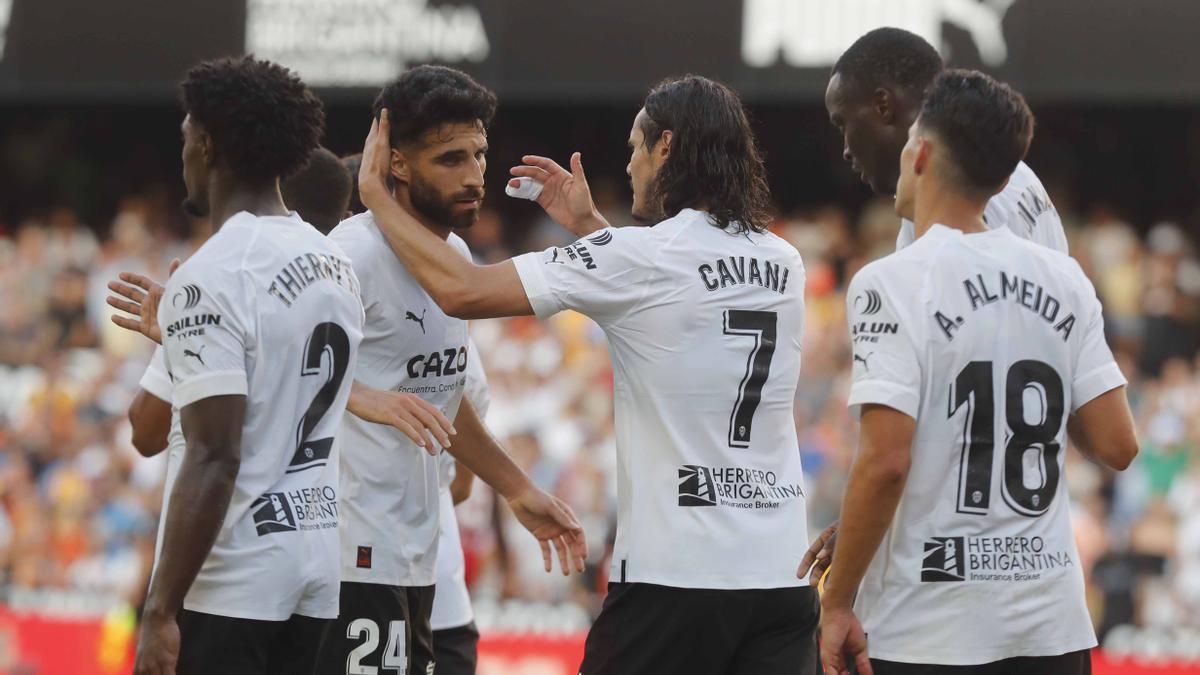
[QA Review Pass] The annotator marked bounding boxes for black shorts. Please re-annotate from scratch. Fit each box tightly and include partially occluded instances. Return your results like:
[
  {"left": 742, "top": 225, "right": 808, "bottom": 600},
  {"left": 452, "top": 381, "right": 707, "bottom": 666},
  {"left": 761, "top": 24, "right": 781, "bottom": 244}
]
[
  {"left": 315, "top": 582, "right": 436, "bottom": 675},
  {"left": 176, "top": 608, "right": 330, "bottom": 675},
  {"left": 579, "top": 583, "right": 820, "bottom": 675},
  {"left": 871, "top": 649, "right": 1092, "bottom": 675},
  {"left": 432, "top": 621, "right": 479, "bottom": 675}
]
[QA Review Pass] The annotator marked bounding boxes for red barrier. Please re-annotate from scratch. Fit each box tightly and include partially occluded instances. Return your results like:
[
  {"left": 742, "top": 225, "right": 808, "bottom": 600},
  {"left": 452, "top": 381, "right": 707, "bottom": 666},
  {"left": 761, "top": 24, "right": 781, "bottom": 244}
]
[{"left": 0, "top": 608, "right": 1197, "bottom": 675}]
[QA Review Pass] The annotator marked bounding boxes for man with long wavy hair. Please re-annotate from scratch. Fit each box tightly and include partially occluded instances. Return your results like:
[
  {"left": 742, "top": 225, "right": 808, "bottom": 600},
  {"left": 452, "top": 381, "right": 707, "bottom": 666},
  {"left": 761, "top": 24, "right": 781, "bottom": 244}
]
[{"left": 355, "top": 74, "right": 818, "bottom": 675}]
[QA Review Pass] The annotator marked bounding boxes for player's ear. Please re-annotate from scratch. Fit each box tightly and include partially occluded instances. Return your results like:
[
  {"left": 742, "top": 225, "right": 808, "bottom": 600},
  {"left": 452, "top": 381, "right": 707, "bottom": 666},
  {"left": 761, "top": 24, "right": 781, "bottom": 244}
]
[
  {"left": 390, "top": 147, "right": 410, "bottom": 185},
  {"left": 913, "top": 138, "right": 931, "bottom": 176},
  {"left": 201, "top": 131, "right": 217, "bottom": 168},
  {"left": 874, "top": 88, "right": 895, "bottom": 125},
  {"left": 657, "top": 129, "right": 672, "bottom": 160}
]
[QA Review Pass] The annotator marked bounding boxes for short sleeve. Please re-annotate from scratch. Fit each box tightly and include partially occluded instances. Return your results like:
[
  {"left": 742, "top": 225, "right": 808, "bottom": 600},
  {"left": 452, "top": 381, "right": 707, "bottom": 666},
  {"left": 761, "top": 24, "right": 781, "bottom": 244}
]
[
  {"left": 158, "top": 263, "right": 252, "bottom": 408},
  {"left": 138, "top": 346, "right": 173, "bottom": 403},
  {"left": 1070, "top": 272, "right": 1126, "bottom": 411},
  {"left": 511, "top": 228, "right": 651, "bottom": 324},
  {"left": 845, "top": 268, "right": 923, "bottom": 420},
  {"left": 1033, "top": 210, "right": 1070, "bottom": 255},
  {"left": 463, "top": 337, "right": 491, "bottom": 418}
]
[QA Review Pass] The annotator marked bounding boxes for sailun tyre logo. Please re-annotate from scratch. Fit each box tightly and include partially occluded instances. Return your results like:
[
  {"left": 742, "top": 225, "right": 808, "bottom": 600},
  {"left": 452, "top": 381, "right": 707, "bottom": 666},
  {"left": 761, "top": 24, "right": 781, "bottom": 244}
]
[
  {"left": 587, "top": 230, "right": 613, "bottom": 246},
  {"left": 173, "top": 284, "right": 203, "bottom": 310},
  {"left": 922, "top": 536, "right": 966, "bottom": 582},
  {"left": 252, "top": 493, "right": 298, "bottom": 535},
  {"left": 854, "top": 289, "right": 883, "bottom": 315}
]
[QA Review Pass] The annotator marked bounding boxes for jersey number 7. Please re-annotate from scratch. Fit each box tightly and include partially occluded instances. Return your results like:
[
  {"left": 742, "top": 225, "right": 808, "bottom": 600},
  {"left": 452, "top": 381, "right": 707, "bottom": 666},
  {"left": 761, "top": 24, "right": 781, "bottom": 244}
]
[{"left": 723, "top": 310, "right": 777, "bottom": 448}]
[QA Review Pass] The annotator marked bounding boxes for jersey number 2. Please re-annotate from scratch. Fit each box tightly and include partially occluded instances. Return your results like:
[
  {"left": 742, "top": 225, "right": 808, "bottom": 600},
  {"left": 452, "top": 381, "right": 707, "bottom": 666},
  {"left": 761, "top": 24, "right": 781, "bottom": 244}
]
[
  {"left": 723, "top": 310, "right": 777, "bottom": 448},
  {"left": 289, "top": 322, "right": 351, "bottom": 473},
  {"left": 950, "top": 359, "right": 1065, "bottom": 517}
]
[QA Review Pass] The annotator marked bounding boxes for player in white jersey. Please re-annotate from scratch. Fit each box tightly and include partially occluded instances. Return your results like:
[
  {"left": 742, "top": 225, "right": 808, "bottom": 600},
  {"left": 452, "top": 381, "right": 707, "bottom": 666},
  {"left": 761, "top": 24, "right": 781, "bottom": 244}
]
[
  {"left": 804, "top": 26, "right": 1070, "bottom": 583},
  {"left": 825, "top": 28, "right": 1067, "bottom": 251},
  {"left": 819, "top": 71, "right": 1138, "bottom": 675},
  {"left": 316, "top": 66, "right": 589, "bottom": 675},
  {"left": 120, "top": 56, "right": 366, "bottom": 675},
  {"left": 356, "top": 75, "right": 817, "bottom": 674}
]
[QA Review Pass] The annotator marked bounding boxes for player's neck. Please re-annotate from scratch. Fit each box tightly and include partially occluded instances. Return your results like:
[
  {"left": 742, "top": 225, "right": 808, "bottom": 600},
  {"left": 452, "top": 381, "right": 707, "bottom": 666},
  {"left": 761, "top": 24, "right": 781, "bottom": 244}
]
[
  {"left": 912, "top": 181, "right": 987, "bottom": 239},
  {"left": 209, "top": 174, "right": 289, "bottom": 231}
]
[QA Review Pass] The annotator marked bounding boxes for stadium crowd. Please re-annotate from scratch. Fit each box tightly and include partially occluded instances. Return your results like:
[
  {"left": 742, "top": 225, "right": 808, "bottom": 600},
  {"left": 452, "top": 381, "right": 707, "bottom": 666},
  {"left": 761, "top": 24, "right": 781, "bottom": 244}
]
[{"left": 0, "top": 188, "right": 1196, "bottom": 647}]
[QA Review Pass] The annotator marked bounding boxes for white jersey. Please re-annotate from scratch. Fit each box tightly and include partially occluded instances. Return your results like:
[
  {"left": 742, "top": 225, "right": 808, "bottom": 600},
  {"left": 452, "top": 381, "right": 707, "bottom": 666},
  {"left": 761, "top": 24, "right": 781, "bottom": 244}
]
[
  {"left": 513, "top": 209, "right": 809, "bottom": 589},
  {"left": 329, "top": 212, "right": 472, "bottom": 587},
  {"left": 431, "top": 344, "right": 489, "bottom": 631},
  {"left": 157, "top": 211, "right": 364, "bottom": 621},
  {"left": 138, "top": 347, "right": 181, "bottom": 568},
  {"left": 896, "top": 162, "right": 1068, "bottom": 254},
  {"left": 845, "top": 224, "right": 1125, "bottom": 665}
]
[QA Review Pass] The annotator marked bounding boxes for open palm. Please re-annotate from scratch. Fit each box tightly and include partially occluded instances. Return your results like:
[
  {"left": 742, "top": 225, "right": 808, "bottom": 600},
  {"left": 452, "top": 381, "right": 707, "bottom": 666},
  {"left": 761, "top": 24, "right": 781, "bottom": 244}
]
[{"left": 509, "top": 153, "right": 608, "bottom": 237}]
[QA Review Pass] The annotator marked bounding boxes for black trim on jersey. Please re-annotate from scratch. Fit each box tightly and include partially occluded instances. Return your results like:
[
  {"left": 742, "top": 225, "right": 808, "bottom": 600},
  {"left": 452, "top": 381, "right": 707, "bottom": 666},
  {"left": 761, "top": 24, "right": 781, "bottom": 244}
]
[{"left": 287, "top": 437, "right": 333, "bottom": 473}]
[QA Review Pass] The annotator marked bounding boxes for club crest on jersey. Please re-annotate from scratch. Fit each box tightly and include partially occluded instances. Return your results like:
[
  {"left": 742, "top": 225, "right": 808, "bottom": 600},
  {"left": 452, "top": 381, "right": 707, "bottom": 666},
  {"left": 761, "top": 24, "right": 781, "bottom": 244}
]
[
  {"left": 172, "top": 284, "right": 203, "bottom": 310},
  {"left": 587, "top": 230, "right": 613, "bottom": 246}
]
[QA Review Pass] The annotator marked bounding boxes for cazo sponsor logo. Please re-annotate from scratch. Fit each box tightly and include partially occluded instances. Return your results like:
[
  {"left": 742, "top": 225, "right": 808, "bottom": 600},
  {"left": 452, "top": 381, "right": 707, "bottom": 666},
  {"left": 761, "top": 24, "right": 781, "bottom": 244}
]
[
  {"left": 921, "top": 535, "right": 1075, "bottom": 582},
  {"left": 743, "top": 0, "right": 1016, "bottom": 69},
  {"left": 251, "top": 487, "right": 340, "bottom": 536},
  {"left": 678, "top": 465, "right": 803, "bottom": 510}
]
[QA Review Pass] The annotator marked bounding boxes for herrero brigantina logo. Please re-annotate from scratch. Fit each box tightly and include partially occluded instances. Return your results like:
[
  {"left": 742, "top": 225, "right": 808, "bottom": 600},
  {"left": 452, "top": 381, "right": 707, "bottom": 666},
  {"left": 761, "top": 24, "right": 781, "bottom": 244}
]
[{"left": 678, "top": 465, "right": 803, "bottom": 510}]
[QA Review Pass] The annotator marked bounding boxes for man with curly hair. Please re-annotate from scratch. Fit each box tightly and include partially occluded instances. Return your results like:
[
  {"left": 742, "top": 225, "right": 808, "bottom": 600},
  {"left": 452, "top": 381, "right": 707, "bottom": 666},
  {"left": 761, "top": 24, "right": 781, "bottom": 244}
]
[{"left": 131, "top": 55, "right": 366, "bottom": 675}]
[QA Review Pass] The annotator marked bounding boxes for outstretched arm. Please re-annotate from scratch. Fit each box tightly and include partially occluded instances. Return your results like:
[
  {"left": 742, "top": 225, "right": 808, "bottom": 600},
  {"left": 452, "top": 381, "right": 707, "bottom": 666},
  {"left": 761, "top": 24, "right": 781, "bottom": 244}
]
[
  {"left": 358, "top": 111, "right": 532, "bottom": 320},
  {"left": 447, "top": 396, "right": 587, "bottom": 575}
]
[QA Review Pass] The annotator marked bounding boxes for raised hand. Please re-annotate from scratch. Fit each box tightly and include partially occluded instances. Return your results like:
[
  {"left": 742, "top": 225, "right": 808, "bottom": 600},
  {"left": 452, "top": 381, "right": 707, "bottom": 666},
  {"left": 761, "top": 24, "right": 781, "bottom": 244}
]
[
  {"left": 107, "top": 259, "right": 181, "bottom": 344},
  {"left": 358, "top": 110, "right": 394, "bottom": 211},
  {"left": 507, "top": 487, "right": 589, "bottom": 576},
  {"left": 509, "top": 153, "right": 609, "bottom": 237}
]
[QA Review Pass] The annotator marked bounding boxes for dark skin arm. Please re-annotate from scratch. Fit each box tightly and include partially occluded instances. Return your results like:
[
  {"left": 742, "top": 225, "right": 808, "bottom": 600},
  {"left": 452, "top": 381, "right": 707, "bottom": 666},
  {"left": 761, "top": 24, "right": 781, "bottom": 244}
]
[
  {"left": 129, "top": 389, "right": 171, "bottom": 457},
  {"left": 446, "top": 396, "right": 587, "bottom": 575},
  {"left": 135, "top": 395, "right": 246, "bottom": 675},
  {"left": 820, "top": 404, "right": 916, "bottom": 675}
]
